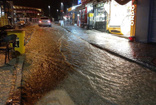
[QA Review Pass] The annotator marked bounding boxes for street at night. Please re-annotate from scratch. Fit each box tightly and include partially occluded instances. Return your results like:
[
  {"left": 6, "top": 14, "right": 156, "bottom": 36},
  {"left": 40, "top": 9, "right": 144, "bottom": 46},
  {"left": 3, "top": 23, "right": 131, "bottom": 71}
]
[
  {"left": 0, "top": 0, "right": 156, "bottom": 105},
  {"left": 15, "top": 24, "right": 156, "bottom": 105}
]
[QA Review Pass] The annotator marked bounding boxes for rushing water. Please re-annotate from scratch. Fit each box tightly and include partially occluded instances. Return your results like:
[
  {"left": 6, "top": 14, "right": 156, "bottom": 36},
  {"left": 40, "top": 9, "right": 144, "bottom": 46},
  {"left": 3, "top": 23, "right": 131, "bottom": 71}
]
[
  {"left": 21, "top": 24, "right": 156, "bottom": 105},
  {"left": 59, "top": 25, "right": 156, "bottom": 105}
]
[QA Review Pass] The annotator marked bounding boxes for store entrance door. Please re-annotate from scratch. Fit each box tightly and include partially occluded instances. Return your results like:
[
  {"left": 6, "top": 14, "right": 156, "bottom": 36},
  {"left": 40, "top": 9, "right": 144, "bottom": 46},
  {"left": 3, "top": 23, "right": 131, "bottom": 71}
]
[{"left": 93, "top": 3, "right": 107, "bottom": 32}]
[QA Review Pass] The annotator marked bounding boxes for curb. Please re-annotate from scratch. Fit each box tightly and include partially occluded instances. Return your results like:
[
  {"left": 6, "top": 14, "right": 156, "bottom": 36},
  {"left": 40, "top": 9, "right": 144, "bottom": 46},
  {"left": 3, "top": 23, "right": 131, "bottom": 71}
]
[
  {"left": 6, "top": 55, "right": 25, "bottom": 105},
  {"left": 90, "top": 43, "right": 156, "bottom": 72},
  {"left": 63, "top": 26, "right": 156, "bottom": 72}
]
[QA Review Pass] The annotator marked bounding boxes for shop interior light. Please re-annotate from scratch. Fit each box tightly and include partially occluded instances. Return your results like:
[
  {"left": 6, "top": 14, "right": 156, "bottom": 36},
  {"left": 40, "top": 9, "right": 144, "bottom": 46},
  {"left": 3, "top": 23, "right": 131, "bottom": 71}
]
[
  {"left": 109, "top": 0, "right": 132, "bottom": 35},
  {"left": 72, "top": 6, "right": 76, "bottom": 10},
  {"left": 87, "top": 5, "right": 93, "bottom": 13}
]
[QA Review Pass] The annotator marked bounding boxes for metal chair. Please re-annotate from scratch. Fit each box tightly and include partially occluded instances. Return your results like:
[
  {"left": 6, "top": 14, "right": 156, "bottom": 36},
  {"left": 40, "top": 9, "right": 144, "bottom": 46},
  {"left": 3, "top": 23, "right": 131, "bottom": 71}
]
[{"left": 0, "top": 34, "right": 17, "bottom": 64}]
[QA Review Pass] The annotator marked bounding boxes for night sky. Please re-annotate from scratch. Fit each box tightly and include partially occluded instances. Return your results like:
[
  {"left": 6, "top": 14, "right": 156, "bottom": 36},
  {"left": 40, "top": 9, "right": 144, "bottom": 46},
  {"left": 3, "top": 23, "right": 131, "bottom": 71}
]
[{"left": 13, "top": 0, "right": 73, "bottom": 18}]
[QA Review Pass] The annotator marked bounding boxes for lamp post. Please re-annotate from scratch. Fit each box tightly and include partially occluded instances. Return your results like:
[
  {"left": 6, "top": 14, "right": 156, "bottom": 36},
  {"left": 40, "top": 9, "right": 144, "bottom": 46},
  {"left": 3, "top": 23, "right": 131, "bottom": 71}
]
[
  {"left": 57, "top": 9, "right": 59, "bottom": 20},
  {"left": 60, "top": 2, "right": 64, "bottom": 19},
  {"left": 48, "top": 5, "right": 50, "bottom": 17}
]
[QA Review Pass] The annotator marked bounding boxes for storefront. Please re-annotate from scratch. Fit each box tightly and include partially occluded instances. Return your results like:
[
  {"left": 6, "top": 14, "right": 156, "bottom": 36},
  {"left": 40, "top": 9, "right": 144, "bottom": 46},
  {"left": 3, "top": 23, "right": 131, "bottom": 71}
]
[
  {"left": 108, "top": 0, "right": 132, "bottom": 37},
  {"left": 79, "top": 7, "right": 87, "bottom": 27},
  {"left": 149, "top": 0, "right": 156, "bottom": 42},
  {"left": 86, "top": 3, "right": 94, "bottom": 29},
  {"left": 0, "top": 0, "right": 14, "bottom": 26},
  {"left": 93, "top": 2, "right": 108, "bottom": 31},
  {"left": 67, "top": 5, "right": 80, "bottom": 25},
  {"left": 135, "top": 0, "right": 156, "bottom": 43},
  {"left": 75, "top": 5, "right": 85, "bottom": 27},
  {"left": 79, "top": 0, "right": 91, "bottom": 28}
]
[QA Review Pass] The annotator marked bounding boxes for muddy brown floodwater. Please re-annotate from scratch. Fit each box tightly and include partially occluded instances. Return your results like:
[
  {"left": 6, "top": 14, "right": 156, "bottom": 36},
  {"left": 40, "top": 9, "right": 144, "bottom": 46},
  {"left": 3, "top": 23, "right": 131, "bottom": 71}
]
[
  {"left": 21, "top": 26, "right": 72, "bottom": 105},
  {"left": 20, "top": 24, "right": 156, "bottom": 105}
]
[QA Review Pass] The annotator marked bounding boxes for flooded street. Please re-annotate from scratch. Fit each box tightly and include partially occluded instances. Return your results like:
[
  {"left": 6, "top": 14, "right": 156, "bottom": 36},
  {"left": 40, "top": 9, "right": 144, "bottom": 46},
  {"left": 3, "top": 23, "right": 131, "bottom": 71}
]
[{"left": 22, "top": 24, "right": 156, "bottom": 105}]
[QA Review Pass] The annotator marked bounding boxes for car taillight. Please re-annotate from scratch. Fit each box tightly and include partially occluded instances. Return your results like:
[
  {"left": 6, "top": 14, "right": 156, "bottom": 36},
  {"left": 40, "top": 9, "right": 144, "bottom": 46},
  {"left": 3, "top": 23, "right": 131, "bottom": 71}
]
[
  {"left": 48, "top": 20, "right": 51, "bottom": 23},
  {"left": 39, "top": 20, "right": 42, "bottom": 23}
]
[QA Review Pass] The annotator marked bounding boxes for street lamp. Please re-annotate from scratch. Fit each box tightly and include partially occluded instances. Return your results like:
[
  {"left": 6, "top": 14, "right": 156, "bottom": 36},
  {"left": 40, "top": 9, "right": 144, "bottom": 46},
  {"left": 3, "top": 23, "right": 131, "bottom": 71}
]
[
  {"left": 61, "top": 2, "right": 64, "bottom": 19},
  {"left": 48, "top": 5, "right": 50, "bottom": 17},
  {"left": 57, "top": 9, "right": 59, "bottom": 20}
]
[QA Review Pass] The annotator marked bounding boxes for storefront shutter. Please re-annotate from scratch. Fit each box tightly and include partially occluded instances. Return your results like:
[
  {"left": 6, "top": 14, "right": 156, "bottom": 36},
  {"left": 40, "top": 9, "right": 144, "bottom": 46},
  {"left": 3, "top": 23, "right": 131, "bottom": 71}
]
[{"left": 150, "top": 0, "right": 156, "bottom": 42}]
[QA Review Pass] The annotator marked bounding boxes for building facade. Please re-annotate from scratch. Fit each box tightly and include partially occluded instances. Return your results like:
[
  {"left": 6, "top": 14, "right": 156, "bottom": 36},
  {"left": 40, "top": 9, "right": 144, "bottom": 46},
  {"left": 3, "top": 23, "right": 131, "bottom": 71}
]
[
  {"left": 135, "top": 0, "right": 156, "bottom": 43},
  {"left": 68, "top": 0, "right": 156, "bottom": 43}
]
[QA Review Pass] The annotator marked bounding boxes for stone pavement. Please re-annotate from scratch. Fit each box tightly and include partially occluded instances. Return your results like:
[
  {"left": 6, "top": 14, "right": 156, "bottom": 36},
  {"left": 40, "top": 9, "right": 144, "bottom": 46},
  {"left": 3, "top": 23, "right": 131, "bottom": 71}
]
[
  {"left": 0, "top": 25, "right": 34, "bottom": 105},
  {"left": 0, "top": 58, "right": 16, "bottom": 105},
  {"left": 63, "top": 25, "right": 156, "bottom": 71},
  {"left": 0, "top": 55, "right": 24, "bottom": 105}
]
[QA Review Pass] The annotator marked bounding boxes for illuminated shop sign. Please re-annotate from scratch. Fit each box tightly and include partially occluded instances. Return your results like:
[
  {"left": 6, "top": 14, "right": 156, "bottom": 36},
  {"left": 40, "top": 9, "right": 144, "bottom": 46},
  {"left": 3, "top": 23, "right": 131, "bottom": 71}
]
[
  {"left": 78, "top": 0, "right": 81, "bottom": 4},
  {"left": 131, "top": 5, "right": 135, "bottom": 26},
  {"left": 130, "top": 0, "right": 137, "bottom": 37}
]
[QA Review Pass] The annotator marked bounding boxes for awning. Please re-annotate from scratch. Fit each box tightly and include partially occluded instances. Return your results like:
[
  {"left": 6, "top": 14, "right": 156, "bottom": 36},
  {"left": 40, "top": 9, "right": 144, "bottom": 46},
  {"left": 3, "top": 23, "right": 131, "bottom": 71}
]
[
  {"left": 75, "top": 5, "right": 85, "bottom": 12},
  {"left": 68, "top": 7, "right": 72, "bottom": 12},
  {"left": 114, "top": 0, "right": 131, "bottom": 5},
  {"left": 94, "top": 0, "right": 131, "bottom": 5},
  {"left": 68, "top": 4, "right": 82, "bottom": 12}
]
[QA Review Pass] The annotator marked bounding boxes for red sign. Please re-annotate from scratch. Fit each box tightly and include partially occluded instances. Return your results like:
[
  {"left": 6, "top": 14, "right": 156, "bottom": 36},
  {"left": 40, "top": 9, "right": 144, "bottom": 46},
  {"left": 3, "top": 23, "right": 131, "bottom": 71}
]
[{"left": 81, "top": 0, "right": 90, "bottom": 5}]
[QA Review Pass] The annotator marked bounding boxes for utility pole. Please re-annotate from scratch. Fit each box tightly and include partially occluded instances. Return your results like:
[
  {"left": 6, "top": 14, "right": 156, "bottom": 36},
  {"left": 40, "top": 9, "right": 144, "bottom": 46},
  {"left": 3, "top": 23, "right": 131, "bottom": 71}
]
[{"left": 48, "top": 5, "right": 50, "bottom": 18}]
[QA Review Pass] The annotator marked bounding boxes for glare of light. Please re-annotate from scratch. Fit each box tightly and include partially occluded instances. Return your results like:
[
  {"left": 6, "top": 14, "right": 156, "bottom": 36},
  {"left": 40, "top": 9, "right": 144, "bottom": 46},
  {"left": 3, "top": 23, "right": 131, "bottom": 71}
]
[
  {"left": 63, "top": 16, "right": 67, "bottom": 20},
  {"left": 39, "top": 20, "right": 42, "bottom": 23},
  {"left": 121, "top": 15, "right": 131, "bottom": 35},
  {"left": 57, "top": 9, "right": 59, "bottom": 12},
  {"left": 77, "top": 14, "right": 80, "bottom": 16},
  {"left": 109, "top": 0, "right": 132, "bottom": 27},
  {"left": 48, "top": 6, "right": 50, "bottom": 9},
  {"left": 72, "top": 6, "right": 76, "bottom": 10},
  {"left": 87, "top": 5, "right": 93, "bottom": 13},
  {"left": 37, "top": 13, "right": 40, "bottom": 15}
]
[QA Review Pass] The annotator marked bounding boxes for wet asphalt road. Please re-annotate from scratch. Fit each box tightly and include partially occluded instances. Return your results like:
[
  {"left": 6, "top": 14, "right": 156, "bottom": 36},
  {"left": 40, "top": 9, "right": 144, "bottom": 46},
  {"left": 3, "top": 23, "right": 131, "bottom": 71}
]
[{"left": 21, "top": 24, "right": 156, "bottom": 105}]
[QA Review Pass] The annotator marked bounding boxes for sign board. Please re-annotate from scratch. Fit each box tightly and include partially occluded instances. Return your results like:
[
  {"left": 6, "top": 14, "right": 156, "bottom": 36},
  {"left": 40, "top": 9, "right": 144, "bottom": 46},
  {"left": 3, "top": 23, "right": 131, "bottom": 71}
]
[
  {"left": 130, "top": 0, "right": 137, "bottom": 37},
  {"left": 78, "top": 0, "right": 81, "bottom": 4}
]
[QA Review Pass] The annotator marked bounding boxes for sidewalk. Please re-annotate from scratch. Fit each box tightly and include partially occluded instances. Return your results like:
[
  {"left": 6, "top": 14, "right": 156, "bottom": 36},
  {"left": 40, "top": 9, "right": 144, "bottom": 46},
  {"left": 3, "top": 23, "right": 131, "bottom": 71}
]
[
  {"left": 0, "top": 58, "right": 16, "bottom": 105},
  {"left": 64, "top": 25, "right": 156, "bottom": 71},
  {"left": 0, "top": 56, "right": 24, "bottom": 105},
  {"left": 0, "top": 25, "right": 34, "bottom": 105}
]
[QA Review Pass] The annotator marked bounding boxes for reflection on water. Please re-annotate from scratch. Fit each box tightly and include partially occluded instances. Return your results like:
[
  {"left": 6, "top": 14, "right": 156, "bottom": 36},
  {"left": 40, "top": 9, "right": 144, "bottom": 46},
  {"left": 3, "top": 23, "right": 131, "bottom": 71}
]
[{"left": 61, "top": 30, "right": 156, "bottom": 105}]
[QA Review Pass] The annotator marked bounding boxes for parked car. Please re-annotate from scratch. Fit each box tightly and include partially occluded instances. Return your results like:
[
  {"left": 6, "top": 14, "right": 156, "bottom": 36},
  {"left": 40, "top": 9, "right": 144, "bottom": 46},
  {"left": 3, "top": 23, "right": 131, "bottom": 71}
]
[{"left": 38, "top": 17, "right": 52, "bottom": 27}]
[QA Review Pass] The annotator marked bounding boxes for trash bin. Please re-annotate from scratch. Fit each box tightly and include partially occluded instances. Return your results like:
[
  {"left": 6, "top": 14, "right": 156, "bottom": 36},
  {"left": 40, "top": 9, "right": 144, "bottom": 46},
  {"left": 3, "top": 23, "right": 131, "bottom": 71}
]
[{"left": 6, "top": 29, "right": 25, "bottom": 54}]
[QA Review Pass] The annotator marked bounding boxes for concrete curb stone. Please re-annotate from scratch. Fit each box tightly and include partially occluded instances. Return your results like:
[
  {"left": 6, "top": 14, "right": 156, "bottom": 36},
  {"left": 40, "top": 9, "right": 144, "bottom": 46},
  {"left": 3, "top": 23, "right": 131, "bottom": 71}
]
[{"left": 6, "top": 55, "right": 25, "bottom": 105}]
